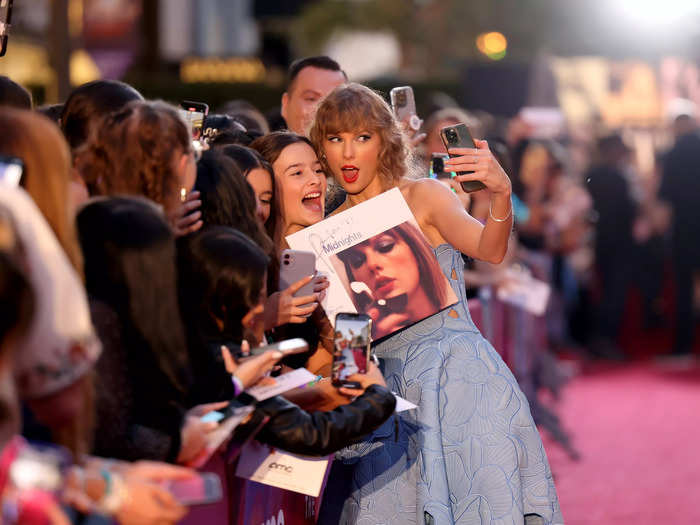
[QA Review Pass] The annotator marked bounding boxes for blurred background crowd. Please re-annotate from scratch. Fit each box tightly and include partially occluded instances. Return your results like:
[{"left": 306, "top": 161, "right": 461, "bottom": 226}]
[{"left": 1, "top": 1, "right": 700, "bottom": 524}]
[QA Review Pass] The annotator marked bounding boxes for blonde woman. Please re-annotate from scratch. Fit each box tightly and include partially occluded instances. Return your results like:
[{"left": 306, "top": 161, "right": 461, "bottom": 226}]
[{"left": 310, "top": 83, "right": 562, "bottom": 525}]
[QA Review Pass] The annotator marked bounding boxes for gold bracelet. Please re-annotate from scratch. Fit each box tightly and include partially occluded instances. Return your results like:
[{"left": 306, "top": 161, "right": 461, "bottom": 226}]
[{"left": 489, "top": 199, "right": 513, "bottom": 223}]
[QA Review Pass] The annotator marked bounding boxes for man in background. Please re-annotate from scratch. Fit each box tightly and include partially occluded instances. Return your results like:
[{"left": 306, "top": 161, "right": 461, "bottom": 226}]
[
  {"left": 280, "top": 56, "right": 347, "bottom": 212},
  {"left": 660, "top": 114, "right": 700, "bottom": 360},
  {"left": 585, "top": 134, "right": 637, "bottom": 359},
  {"left": 280, "top": 56, "right": 346, "bottom": 136}
]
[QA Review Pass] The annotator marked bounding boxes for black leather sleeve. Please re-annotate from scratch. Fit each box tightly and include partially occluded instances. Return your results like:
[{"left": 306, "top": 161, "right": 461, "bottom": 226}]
[{"left": 252, "top": 385, "right": 397, "bottom": 456}]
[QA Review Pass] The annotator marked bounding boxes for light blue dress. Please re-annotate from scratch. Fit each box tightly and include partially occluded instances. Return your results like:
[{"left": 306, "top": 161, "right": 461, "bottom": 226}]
[{"left": 319, "top": 244, "right": 563, "bottom": 525}]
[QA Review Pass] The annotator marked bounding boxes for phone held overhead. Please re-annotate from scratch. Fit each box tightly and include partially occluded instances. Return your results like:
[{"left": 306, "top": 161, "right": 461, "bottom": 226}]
[
  {"left": 390, "top": 86, "right": 422, "bottom": 132},
  {"left": 178, "top": 100, "right": 209, "bottom": 141},
  {"left": 439, "top": 123, "right": 487, "bottom": 193},
  {"left": 0, "top": 0, "right": 14, "bottom": 58}
]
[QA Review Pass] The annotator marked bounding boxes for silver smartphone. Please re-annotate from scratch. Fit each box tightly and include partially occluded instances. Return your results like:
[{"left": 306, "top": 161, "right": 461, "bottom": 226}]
[
  {"left": 279, "top": 249, "right": 317, "bottom": 309},
  {"left": 390, "top": 86, "right": 421, "bottom": 131}
]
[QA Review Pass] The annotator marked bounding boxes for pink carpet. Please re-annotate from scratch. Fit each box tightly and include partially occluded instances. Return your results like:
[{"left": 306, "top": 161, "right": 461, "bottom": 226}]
[{"left": 540, "top": 362, "right": 700, "bottom": 524}]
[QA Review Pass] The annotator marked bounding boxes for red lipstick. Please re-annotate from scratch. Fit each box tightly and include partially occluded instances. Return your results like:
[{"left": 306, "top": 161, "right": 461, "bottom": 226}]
[{"left": 341, "top": 165, "right": 359, "bottom": 184}]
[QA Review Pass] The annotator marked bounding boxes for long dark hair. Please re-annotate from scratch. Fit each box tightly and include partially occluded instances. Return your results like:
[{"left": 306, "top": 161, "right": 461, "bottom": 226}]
[
  {"left": 219, "top": 145, "right": 277, "bottom": 238},
  {"left": 178, "top": 226, "right": 269, "bottom": 346},
  {"left": 0, "top": 250, "right": 34, "bottom": 442},
  {"left": 0, "top": 251, "right": 34, "bottom": 354},
  {"left": 61, "top": 80, "right": 143, "bottom": 151},
  {"left": 195, "top": 151, "right": 274, "bottom": 253},
  {"left": 77, "top": 196, "right": 190, "bottom": 393}
]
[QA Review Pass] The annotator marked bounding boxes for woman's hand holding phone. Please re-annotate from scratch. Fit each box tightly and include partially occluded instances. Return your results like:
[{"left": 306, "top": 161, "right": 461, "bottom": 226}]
[
  {"left": 443, "top": 140, "right": 512, "bottom": 196},
  {"left": 220, "top": 344, "right": 282, "bottom": 389},
  {"left": 168, "top": 190, "right": 203, "bottom": 237},
  {"left": 402, "top": 123, "right": 427, "bottom": 150},
  {"left": 337, "top": 361, "right": 387, "bottom": 398},
  {"left": 177, "top": 414, "right": 219, "bottom": 465},
  {"left": 114, "top": 477, "right": 187, "bottom": 525},
  {"left": 263, "top": 274, "right": 328, "bottom": 329}
]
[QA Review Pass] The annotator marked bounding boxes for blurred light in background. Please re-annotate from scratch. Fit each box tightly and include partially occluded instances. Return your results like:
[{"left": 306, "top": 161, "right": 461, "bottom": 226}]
[
  {"left": 476, "top": 32, "right": 507, "bottom": 61},
  {"left": 180, "top": 56, "right": 266, "bottom": 83},
  {"left": 612, "top": 0, "right": 700, "bottom": 26},
  {"left": 323, "top": 30, "right": 400, "bottom": 81},
  {"left": 70, "top": 49, "right": 101, "bottom": 85}
]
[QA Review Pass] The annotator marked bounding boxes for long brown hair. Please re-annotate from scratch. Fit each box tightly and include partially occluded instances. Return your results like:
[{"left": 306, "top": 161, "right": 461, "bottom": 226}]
[
  {"left": 0, "top": 108, "right": 83, "bottom": 276},
  {"left": 79, "top": 100, "right": 191, "bottom": 213},
  {"left": 309, "top": 83, "right": 409, "bottom": 190}
]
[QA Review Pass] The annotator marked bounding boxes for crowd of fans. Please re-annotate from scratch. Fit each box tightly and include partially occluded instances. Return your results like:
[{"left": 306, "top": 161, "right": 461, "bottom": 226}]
[{"left": 0, "top": 51, "right": 698, "bottom": 523}]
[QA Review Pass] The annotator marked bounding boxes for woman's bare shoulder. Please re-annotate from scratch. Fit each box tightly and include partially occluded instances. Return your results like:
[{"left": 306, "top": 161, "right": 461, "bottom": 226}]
[{"left": 399, "top": 177, "right": 454, "bottom": 208}]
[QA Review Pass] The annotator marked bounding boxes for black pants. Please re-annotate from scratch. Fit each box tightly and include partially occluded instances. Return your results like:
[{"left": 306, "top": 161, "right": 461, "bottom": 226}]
[
  {"left": 595, "top": 246, "right": 633, "bottom": 341},
  {"left": 671, "top": 242, "right": 700, "bottom": 354}
]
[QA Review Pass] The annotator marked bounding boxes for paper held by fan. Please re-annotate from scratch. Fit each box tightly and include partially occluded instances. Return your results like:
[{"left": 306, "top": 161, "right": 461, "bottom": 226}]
[{"left": 286, "top": 188, "right": 457, "bottom": 341}]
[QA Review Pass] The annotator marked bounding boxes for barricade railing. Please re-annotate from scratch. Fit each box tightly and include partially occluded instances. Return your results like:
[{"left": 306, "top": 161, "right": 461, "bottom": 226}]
[{"left": 181, "top": 289, "right": 554, "bottom": 525}]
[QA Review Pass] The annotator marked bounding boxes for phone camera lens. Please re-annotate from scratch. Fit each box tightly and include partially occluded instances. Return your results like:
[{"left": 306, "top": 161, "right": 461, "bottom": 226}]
[
  {"left": 446, "top": 129, "right": 458, "bottom": 144},
  {"left": 283, "top": 260, "right": 290, "bottom": 265}
]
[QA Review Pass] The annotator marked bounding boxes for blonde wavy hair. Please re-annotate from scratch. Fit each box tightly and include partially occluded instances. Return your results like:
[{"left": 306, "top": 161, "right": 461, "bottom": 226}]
[{"left": 309, "top": 83, "right": 409, "bottom": 190}]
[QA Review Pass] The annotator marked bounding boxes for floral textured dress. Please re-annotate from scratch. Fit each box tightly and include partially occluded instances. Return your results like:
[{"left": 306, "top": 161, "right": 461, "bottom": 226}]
[{"left": 319, "top": 244, "right": 563, "bottom": 525}]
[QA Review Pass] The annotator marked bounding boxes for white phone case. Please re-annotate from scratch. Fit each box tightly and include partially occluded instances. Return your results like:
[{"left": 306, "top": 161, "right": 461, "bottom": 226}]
[{"left": 279, "top": 249, "right": 316, "bottom": 299}]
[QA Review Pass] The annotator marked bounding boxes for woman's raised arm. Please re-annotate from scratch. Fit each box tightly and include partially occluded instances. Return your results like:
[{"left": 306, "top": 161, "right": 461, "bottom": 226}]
[{"left": 409, "top": 175, "right": 512, "bottom": 264}]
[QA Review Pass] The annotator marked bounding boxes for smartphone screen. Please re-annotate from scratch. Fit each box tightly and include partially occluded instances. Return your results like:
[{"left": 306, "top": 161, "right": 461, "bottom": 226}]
[
  {"left": 429, "top": 153, "right": 454, "bottom": 181},
  {"left": 0, "top": 156, "right": 23, "bottom": 186},
  {"left": 332, "top": 313, "right": 371, "bottom": 385},
  {"left": 164, "top": 473, "right": 223, "bottom": 506},
  {"left": 178, "top": 101, "right": 209, "bottom": 140}
]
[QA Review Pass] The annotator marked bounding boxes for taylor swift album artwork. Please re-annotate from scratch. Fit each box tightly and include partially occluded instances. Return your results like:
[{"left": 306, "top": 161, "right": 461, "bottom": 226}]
[{"left": 286, "top": 188, "right": 457, "bottom": 340}]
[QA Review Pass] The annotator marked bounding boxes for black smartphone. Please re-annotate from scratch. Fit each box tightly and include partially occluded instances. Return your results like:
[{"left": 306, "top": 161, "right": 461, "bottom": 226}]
[
  {"left": 0, "top": 155, "right": 23, "bottom": 186},
  {"left": 332, "top": 313, "right": 372, "bottom": 389},
  {"left": 439, "top": 123, "right": 486, "bottom": 193},
  {"left": 0, "top": 0, "right": 14, "bottom": 58},
  {"left": 178, "top": 100, "right": 209, "bottom": 140},
  {"left": 429, "top": 153, "right": 454, "bottom": 181}
]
